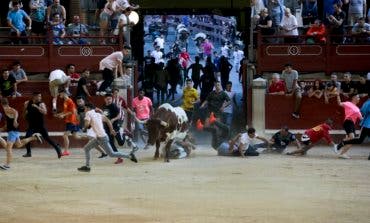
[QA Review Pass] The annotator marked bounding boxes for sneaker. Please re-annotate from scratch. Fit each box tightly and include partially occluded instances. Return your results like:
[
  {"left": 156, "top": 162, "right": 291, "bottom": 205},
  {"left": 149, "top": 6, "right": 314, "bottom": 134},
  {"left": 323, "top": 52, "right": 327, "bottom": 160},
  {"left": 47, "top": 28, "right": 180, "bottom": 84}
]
[
  {"left": 98, "top": 153, "right": 108, "bottom": 158},
  {"left": 332, "top": 144, "right": 338, "bottom": 154},
  {"left": 0, "top": 165, "right": 10, "bottom": 170},
  {"left": 338, "top": 154, "right": 351, "bottom": 159},
  {"left": 209, "top": 112, "right": 216, "bottom": 124},
  {"left": 114, "top": 158, "right": 123, "bottom": 164},
  {"left": 32, "top": 133, "right": 43, "bottom": 144},
  {"left": 337, "top": 142, "right": 344, "bottom": 151},
  {"left": 62, "top": 150, "right": 71, "bottom": 156},
  {"left": 292, "top": 112, "right": 300, "bottom": 119},
  {"left": 77, "top": 166, "right": 91, "bottom": 172},
  {"left": 22, "top": 153, "right": 32, "bottom": 157},
  {"left": 129, "top": 153, "right": 138, "bottom": 163},
  {"left": 196, "top": 119, "right": 204, "bottom": 131}
]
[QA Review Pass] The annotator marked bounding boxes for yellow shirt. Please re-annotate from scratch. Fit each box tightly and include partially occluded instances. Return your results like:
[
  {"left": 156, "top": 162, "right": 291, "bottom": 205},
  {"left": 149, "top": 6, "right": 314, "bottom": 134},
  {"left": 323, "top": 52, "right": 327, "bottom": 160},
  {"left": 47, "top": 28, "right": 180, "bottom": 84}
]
[{"left": 182, "top": 87, "right": 199, "bottom": 111}]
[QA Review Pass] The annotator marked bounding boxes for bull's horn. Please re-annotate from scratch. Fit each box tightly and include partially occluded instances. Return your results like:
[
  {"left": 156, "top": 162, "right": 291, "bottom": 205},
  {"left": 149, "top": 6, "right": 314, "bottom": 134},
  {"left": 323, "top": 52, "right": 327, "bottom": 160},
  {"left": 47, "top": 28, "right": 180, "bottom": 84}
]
[{"left": 160, "top": 120, "right": 169, "bottom": 127}]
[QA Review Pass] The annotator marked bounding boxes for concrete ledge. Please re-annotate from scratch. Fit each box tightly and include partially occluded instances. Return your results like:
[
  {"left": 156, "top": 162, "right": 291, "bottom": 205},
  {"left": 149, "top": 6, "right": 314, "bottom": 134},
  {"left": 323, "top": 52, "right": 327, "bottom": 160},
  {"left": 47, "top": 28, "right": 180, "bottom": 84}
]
[{"left": 265, "top": 129, "right": 361, "bottom": 135}]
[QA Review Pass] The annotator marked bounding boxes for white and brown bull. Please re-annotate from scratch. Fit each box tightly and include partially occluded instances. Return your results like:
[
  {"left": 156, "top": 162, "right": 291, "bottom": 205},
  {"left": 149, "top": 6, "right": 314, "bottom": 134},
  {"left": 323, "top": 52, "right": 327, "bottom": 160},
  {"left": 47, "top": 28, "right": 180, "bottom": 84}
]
[{"left": 144, "top": 103, "right": 193, "bottom": 162}]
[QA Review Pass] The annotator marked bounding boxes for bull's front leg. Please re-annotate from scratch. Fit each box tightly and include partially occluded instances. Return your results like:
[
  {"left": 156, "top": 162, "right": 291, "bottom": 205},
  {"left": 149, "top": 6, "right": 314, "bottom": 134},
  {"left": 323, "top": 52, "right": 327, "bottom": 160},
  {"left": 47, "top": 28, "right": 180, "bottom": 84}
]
[
  {"left": 154, "top": 140, "right": 160, "bottom": 160},
  {"left": 164, "top": 140, "right": 174, "bottom": 162}
]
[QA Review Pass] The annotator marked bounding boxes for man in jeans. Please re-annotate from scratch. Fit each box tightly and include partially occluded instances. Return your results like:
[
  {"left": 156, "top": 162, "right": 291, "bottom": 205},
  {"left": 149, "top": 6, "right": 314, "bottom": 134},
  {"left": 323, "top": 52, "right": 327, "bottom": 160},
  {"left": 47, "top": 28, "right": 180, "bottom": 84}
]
[
  {"left": 131, "top": 89, "right": 153, "bottom": 143},
  {"left": 281, "top": 63, "right": 302, "bottom": 119}
]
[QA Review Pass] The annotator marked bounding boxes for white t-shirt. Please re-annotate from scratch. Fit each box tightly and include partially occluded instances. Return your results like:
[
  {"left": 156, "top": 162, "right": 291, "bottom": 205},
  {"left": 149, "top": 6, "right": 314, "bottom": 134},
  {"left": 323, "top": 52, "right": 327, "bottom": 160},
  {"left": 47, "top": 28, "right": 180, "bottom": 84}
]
[
  {"left": 221, "top": 45, "right": 229, "bottom": 58},
  {"left": 154, "top": 36, "right": 165, "bottom": 49},
  {"left": 238, "top": 133, "right": 259, "bottom": 151},
  {"left": 233, "top": 50, "right": 244, "bottom": 64},
  {"left": 49, "top": 69, "right": 69, "bottom": 83},
  {"left": 114, "top": 14, "right": 129, "bottom": 35},
  {"left": 280, "top": 14, "right": 298, "bottom": 36},
  {"left": 99, "top": 51, "right": 123, "bottom": 71},
  {"left": 150, "top": 50, "right": 164, "bottom": 64},
  {"left": 223, "top": 90, "right": 235, "bottom": 114},
  {"left": 115, "top": 0, "right": 130, "bottom": 10},
  {"left": 85, "top": 110, "right": 107, "bottom": 138}
]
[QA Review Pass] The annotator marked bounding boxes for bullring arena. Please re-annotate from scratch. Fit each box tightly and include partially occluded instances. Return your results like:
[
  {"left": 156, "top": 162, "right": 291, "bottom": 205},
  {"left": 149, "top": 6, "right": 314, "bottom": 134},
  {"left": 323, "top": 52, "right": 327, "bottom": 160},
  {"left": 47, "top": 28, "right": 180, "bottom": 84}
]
[{"left": 1, "top": 143, "right": 370, "bottom": 223}]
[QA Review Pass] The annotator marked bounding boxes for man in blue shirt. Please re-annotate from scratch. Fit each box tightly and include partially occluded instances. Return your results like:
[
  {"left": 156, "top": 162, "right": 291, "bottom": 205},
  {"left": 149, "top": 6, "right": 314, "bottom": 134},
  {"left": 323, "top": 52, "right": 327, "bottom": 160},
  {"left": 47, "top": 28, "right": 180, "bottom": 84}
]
[
  {"left": 337, "top": 98, "right": 370, "bottom": 159},
  {"left": 7, "top": 1, "right": 32, "bottom": 44}
]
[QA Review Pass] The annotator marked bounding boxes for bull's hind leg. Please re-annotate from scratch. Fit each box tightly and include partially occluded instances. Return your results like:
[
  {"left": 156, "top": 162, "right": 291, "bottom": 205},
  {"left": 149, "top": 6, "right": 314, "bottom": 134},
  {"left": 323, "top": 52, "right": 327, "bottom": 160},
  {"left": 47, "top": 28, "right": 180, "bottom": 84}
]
[
  {"left": 154, "top": 140, "right": 160, "bottom": 160},
  {"left": 164, "top": 140, "right": 174, "bottom": 162}
]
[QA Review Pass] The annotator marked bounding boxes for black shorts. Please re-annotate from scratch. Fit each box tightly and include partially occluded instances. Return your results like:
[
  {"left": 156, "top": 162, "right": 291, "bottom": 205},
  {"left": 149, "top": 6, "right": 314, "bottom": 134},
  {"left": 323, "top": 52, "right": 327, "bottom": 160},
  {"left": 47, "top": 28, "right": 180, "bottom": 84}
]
[
  {"left": 31, "top": 21, "right": 45, "bottom": 34},
  {"left": 343, "top": 119, "right": 356, "bottom": 135}
]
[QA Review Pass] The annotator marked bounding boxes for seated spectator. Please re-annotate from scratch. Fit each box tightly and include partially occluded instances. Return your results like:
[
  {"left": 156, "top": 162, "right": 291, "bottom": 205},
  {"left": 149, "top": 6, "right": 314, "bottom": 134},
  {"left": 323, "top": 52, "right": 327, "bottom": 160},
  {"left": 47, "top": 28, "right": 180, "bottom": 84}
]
[
  {"left": 351, "top": 17, "right": 370, "bottom": 43},
  {"left": 340, "top": 72, "right": 355, "bottom": 98},
  {"left": 307, "top": 79, "right": 325, "bottom": 99},
  {"left": 46, "top": 0, "right": 66, "bottom": 23},
  {"left": 268, "top": 73, "right": 286, "bottom": 95},
  {"left": 324, "top": 81, "right": 339, "bottom": 104},
  {"left": 281, "top": 63, "right": 302, "bottom": 119},
  {"left": 279, "top": 7, "right": 298, "bottom": 43},
  {"left": 7, "top": 1, "right": 32, "bottom": 44},
  {"left": 29, "top": 0, "right": 47, "bottom": 43},
  {"left": 50, "top": 13, "right": 65, "bottom": 45},
  {"left": 9, "top": 61, "right": 27, "bottom": 96},
  {"left": 269, "top": 126, "right": 301, "bottom": 153},
  {"left": 0, "top": 69, "right": 17, "bottom": 97},
  {"left": 300, "top": 0, "right": 318, "bottom": 26},
  {"left": 256, "top": 8, "right": 275, "bottom": 43},
  {"left": 66, "top": 64, "right": 80, "bottom": 84},
  {"left": 355, "top": 75, "right": 370, "bottom": 98},
  {"left": 306, "top": 19, "right": 327, "bottom": 44},
  {"left": 330, "top": 73, "right": 341, "bottom": 89},
  {"left": 67, "top": 15, "right": 89, "bottom": 45},
  {"left": 328, "top": 3, "right": 346, "bottom": 44}
]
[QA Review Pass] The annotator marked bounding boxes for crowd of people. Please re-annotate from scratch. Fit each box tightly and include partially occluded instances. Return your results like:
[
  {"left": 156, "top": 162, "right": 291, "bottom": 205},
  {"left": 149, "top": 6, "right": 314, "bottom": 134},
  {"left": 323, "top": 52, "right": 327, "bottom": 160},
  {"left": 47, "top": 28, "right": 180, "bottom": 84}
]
[{"left": 252, "top": 0, "right": 370, "bottom": 44}]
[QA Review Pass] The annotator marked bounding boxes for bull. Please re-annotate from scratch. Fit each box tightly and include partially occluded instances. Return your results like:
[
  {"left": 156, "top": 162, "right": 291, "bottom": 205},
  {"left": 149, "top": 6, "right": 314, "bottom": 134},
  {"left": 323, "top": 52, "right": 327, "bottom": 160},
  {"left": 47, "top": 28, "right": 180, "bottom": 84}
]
[{"left": 144, "top": 103, "right": 191, "bottom": 162}]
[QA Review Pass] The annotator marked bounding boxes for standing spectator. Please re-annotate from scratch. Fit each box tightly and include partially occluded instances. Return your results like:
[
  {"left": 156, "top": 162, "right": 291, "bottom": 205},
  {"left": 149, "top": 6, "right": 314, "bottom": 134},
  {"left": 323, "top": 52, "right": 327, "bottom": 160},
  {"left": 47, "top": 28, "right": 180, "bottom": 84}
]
[
  {"left": 67, "top": 15, "right": 89, "bottom": 45},
  {"left": 201, "top": 38, "right": 214, "bottom": 59},
  {"left": 23, "top": 92, "right": 62, "bottom": 158},
  {"left": 0, "top": 69, "right": 17, "bottom": 98},
  {"left": 179, "top": 48, "right": 191, "bottom": 86},
  {"left": 251, "top": 0, "right": 266, "bottom": 20},
  {"left": 66, "top": 63, "right": 80, "bottom": 84},
  {"left": 54, "top": 89, "right": 81, "bottom": 156},
  {"left": 166, "top": 58, "right": 181, "bottom": 101},
  {"left": 340, "top": 72, "right": 355, "bottom": 98},
  {"left": 153, "top": 62, "right": 169, "bottom": 105},
  {"left": 29, "top": 0, "right": 47, "bottom": 43},
  {"left": 220, "top": 42, "right": 230, "bottom": 59},
  {"left": 7, "top": 1, "right": 32, "bottom": 44},
  {"left": 151, "top": 45, "right": 164, "bottom": 64},
  {"left": 46, "top": 0, "right": 66, "bottom": 23},
  {"left": 97, "top": 45, "right": 131, "bottom": 95},
  {"left": 279, "top": 8, "right": 299, "bottom": 43},
  {"left": 131, "top": 89, "right": 153, "bottom": 143},
  {"left": 49, "top": 69, "right": 70, "bottom": 112},
  {"left": 345, "top": 0, "right": 367, "bottom": 25},
  {"left": 9, "top": 61, "right": 27, "bottom": 96},
  {"left": 300, "top": 0, "right": 318, "bottom": 26},
  {"left": 75, "top": 69, "right": 91, "bottom": 99},
  {"left": 99, "top": 0, "right": 117, "bottom": 45},
  {"left": 281, "top": 63, "right": 302, "bottom": 119},
  {"left": 187, "top": 56, "right": 203, "bottom": 90},
  {"left": 268, "top": 73, "right": 286, "bottom": 95},
  {"left": 265, "top": 0, "right": 284, "bottom": 28},
  {"left": 143, "top": 57, "right": 156, "bottom": 101},
  {"left": 114, "top": 7, "right": 133, "bottom": 45},
  {"left": 200, "top": 81, "right": 230, "bottom": 121},
  {"left": 328, "top": 3, "right": 346, "bottom": 44},
  {"left": 180, "top": 79, "right": 199, "bottom": 123},
  {"left": 306, "top": 19, "right": 327, "bottom": 44},
  {"left": 355, "top": 75, "right": 370, "bottom": 98},
  {"left": 153, "top": 34, "right": 165, "bottom": 54},
  {"left": 50, "top": 13, "right": 65, "bottom": 45},
  {"left": 222, "top": 81, "right": 237, "bottom": 126},
  {"left": 351, "top": 17, "right": 370, "bottom": 43},
  {"left": 233, "top": 45, "right": 244, "bottom": 74},
  {"left": 199, "top": 57, "right": 217, "bottom": 102},
  {"left": 219, "top": 56, "right": 233, "bottom": 90}
]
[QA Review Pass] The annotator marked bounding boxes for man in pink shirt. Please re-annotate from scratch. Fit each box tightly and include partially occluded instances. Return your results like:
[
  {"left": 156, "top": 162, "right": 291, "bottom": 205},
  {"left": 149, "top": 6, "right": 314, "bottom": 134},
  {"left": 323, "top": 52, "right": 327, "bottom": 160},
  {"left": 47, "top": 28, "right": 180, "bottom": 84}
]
[
  {"left": 201, "top": 39, "right": 214, "bottom": 59},
  {"left": 337, "top": 93, "right": 362, "bottom": 144},
  {"left": 131, "top": 89, "right": 153, "bottom": 142}
]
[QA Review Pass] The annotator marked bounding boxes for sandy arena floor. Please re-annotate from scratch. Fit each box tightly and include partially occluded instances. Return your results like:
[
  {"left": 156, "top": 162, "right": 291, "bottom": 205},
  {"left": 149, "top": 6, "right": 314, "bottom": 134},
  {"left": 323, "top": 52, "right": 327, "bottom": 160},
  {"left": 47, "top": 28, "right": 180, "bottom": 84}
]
[{"left": 1, "top": 145, "right": 370, "bottom": 223}]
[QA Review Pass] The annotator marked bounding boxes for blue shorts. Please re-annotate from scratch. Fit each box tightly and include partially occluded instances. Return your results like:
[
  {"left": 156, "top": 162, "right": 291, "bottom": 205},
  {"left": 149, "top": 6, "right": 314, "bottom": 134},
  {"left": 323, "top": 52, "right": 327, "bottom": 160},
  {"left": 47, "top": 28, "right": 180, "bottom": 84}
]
[
  {"left": 8, "top": 131, "right": 20, "bottom": 143},
  {"left": 66, "top": 123, "right": 80, "bottom": 133}
]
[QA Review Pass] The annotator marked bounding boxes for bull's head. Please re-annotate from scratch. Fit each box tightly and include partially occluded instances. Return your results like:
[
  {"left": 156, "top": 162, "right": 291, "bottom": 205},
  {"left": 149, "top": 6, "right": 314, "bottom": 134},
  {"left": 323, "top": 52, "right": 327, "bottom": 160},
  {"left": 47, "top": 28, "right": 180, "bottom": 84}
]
[{"left": 145, "top": 118, "right": 169, "bottom": 146}]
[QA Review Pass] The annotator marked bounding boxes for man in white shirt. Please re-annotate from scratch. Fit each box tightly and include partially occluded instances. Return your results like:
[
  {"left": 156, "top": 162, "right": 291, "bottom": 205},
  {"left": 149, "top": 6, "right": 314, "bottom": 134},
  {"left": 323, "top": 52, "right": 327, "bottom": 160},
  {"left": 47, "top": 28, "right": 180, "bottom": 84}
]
[
  {"left": 236, "top": 127, "right": 269, "bottom": 156},
  {"left": 77, "top": 103, "right": 137, "bottom": 172},
  {"left": 233, "top": 45, "right": 244, "bottom": 73},
  {"left": 150, "top": 45, "right": 164, "bottom": 64},
  {"left": 154, "top": 34, "right": 165, "bottom": 54},
  {"left": 97, "top": 45, "right": 131, "bottom": 95},
  {"left": 279, "top": 7, "right": 298, "bottom": 43},
  {"left": 49, "top": 69, "right": 70, "bottom": 112}
]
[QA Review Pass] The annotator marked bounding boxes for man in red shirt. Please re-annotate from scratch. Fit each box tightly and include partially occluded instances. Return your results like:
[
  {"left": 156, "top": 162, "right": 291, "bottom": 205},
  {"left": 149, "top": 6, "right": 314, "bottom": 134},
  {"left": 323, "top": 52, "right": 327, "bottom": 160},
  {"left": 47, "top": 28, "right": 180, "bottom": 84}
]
[
  {"left": 268, "top": 73, "right": 286, "bottom": 95},
  {"left": 286, "top": 118, "right": 337, "bottom": 156}
]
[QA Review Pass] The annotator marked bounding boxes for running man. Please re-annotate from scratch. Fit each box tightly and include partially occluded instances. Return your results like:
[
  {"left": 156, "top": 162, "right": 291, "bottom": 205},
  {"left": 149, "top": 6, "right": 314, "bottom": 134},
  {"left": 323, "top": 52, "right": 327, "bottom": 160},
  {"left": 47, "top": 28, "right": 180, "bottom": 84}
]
[
  {"left": 77, "top": 103, "right": 137, "bottom": 172},
  {"left": 286, "top": 119, "right": 337, "bottom": 156},
  {"left": 0, "top": 98, "right": 42, "bottom": 170},
  {"left": 337, "top": 98, "right": 370, "bottom": 159},
  {"left": 23, "top": 92, "right": 62, "bottom": 158}
]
